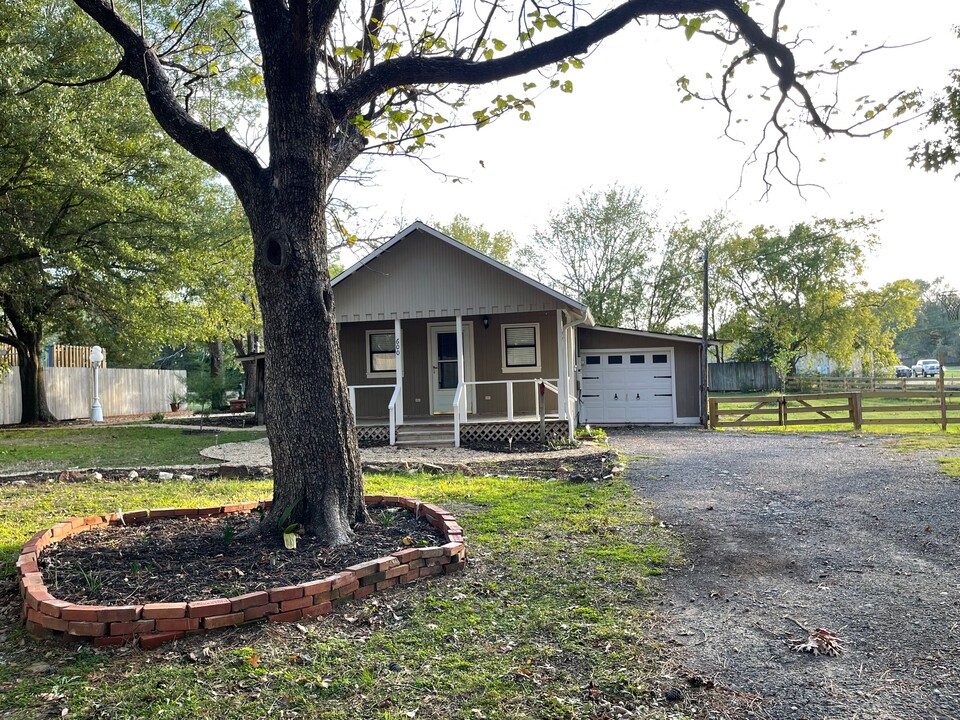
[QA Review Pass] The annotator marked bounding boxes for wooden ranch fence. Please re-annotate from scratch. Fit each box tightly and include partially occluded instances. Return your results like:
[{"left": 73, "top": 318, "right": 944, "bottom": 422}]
[
  {"left": 786, "top": 375, "right": 960, "bottom": 393},
  {"left": 709, "top": 390, "right": 960, "bottom": 431}
]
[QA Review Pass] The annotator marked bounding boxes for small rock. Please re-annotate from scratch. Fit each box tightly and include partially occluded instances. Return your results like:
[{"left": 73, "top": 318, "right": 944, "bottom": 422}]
[
  {"left": 26, "top": 662, "right": 54, "bottom": 675},
  {"left": 91, "top": 472, "right": 103, "bottom": 481},
  {"left": 663, "top": 687, "right": 684, "bottom": 703},
  {"left": 128, "top": 470, "right": 139, "bottom": 480},
  {"left": 178, "top": 474, "right": 194, "bottom": 481},
  {"left": 11, "top": 480, "right": 27, "bottom": 486},
  {"left": 421, "top": 463, "right": 444, "bottom": 475},
  {"left": 57, "top": 471, "right": 85, "bottom": 483},
  {"left": 157, "top": 472, "right": 174, "bottom": 481}
]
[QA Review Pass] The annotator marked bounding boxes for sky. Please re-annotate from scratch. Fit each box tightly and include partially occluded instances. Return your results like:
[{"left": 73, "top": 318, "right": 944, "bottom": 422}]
[{"left": 337, "top": 0, "right": 960, "bottom": 290}]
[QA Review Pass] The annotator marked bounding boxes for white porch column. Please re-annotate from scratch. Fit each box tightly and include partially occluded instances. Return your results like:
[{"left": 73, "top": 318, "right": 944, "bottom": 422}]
[
  {"left": 455, "top": 314, "right": 466, "bottom": 422},
  {"left": 557, "top": 310, "right": 567, "bottom": 421},
  {"left": 394, "top": 318, "right": 404, "bottom": 425}
]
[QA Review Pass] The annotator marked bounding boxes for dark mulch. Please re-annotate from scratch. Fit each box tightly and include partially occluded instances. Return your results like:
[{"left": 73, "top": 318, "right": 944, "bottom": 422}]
[
  {"left": 41, "top": 506, "right": 444, "bottom": 605},
  {"left": 163, "top": 414, "right": 259, "bottom": 429}
]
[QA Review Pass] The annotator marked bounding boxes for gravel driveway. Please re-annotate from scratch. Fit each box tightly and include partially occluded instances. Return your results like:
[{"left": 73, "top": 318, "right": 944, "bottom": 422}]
[{"left": 608, "top": 428, "right": 960, "bottom": 720}]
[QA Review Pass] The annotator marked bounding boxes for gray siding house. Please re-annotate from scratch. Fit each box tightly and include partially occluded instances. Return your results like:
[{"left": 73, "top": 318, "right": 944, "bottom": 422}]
[{"left": 332, "top": 223, "right": 709, "bottom": 446}]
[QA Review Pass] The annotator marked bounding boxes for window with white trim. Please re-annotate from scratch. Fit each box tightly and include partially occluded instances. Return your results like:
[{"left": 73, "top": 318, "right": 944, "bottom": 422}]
[
  {"left": 366, "top": 330, "right": 396, "bottom": 376},
  {"left": 501, "top": 323, "right": 541, "bottom": 372}
]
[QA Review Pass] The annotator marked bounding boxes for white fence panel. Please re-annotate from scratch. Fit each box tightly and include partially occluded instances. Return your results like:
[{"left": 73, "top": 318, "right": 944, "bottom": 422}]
[{"left": 0, "top": 368, "right": 185, "bottom": 424}]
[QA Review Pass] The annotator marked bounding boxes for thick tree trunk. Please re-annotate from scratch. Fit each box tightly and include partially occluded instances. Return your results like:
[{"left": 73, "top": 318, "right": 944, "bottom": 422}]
[
  {"left": 17, "top": 332, "right": 56, "bottom": 425},
  {"left": 245, "top": 118, "right": 368, "bottom": 545}
]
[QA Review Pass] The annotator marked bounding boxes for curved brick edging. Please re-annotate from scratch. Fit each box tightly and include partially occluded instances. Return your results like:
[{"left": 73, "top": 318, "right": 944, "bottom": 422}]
[{"left": 18, "top": 495, "right": 466, "bottom": 650}]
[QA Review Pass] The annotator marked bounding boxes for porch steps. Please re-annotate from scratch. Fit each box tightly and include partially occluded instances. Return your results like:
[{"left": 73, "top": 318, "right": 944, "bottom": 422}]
[{"left": 394, "top": 423, "right": 456, "bottom": 448}]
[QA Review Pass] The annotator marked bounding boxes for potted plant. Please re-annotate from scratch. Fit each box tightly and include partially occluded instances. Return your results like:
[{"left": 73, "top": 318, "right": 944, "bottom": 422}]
[{"left": 169, "top": 391, "right": 184, "bottom": 412}]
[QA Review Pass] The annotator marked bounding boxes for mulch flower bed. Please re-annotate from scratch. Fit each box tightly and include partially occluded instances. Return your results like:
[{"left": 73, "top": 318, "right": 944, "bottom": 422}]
[{"left": 40, "top": 507, "right": 445, "bottom": 605}]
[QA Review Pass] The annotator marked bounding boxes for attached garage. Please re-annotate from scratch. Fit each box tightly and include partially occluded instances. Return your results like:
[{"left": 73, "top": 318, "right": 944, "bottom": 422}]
[
  {"left": 580, "top": 349, "right": 676, "bottom": 423},
  {"left": 577, "top": 326, "right": 710, "bottom": 425}
]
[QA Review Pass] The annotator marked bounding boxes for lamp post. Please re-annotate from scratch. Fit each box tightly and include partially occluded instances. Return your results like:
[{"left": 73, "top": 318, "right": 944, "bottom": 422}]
[{"left": 90, "top": 345, "right": 104, "bottom": 423}]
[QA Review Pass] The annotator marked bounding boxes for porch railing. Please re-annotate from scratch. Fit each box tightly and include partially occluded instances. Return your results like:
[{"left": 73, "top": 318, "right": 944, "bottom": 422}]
[
  {"left": 452, "top": 377, "right": 573, "bottom": 445},
  {"left": 348, "top": 383, "right": 398, "bottom": 443}
]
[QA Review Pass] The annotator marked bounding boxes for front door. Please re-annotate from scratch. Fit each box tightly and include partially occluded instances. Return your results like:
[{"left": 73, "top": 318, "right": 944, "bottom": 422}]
[{"left": 428, "top": 323, "right": 475, "bottom": 414}]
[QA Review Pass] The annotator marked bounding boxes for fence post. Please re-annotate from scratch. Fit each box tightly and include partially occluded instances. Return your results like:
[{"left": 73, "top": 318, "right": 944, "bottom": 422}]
[
  {"left": 778, "top": 396, "right": 786, "bottom": 427},
  {"left": 939, "top": 367, "right": 948, "bottom": 432},
  {"left": 850, "top": 392, "right": 862, "bottom": 430},
  {"left": 708, "top": 397, "right": 718, "bottom": 429}
]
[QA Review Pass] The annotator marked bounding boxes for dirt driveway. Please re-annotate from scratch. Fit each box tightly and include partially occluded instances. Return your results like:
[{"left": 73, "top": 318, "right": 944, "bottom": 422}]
[{"left": 608, "top": 428, "right": 960, "bottom": 720}]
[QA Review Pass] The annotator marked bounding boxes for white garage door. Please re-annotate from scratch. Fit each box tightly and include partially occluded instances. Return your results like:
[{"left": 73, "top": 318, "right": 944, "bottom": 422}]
[{"left": 579, "top": 350, "right": 675, "bottom": 424}]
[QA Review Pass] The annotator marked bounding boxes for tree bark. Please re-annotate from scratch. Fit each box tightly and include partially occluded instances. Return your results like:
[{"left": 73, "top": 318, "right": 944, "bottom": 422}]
[
  {"left": 208, "top": 338, "right": 225, "bottom": 409},
  {"left": 15, "top": 331, "right": 56, "bottom": 425},
  {"left": 242, "top": 99, "right": 369, "bottom": 545}
]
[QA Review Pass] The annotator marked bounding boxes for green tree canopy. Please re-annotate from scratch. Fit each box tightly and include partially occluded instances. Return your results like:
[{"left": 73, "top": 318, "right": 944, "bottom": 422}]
[
  {"left": 0, "top": 1, "right": 256, "bottom": 421},
  {"left": 718, "top": 219, "right": 919, "bottom": 373},
  {"left": 436, "top": 214, "right": 516, "bottom": 266}
]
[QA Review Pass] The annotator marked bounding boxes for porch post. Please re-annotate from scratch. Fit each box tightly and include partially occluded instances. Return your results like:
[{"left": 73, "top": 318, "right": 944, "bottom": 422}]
[
  {"left": 455, "top": 314, "right": 466, "bottom": 422},
  {"left": 394, "top": 318, "right": 404, "bottom": 425},
  {"left": 557, "top": 310, "right": 567, "bottom": 421}
]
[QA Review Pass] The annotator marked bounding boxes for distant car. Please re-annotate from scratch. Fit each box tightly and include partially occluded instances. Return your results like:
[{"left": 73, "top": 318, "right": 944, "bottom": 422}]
[
  {"left": 912, "top": 359, "right": 942, "bottom": 377},
  {"left": 894, "top": 365, "right": 912, "bottom": 378}
]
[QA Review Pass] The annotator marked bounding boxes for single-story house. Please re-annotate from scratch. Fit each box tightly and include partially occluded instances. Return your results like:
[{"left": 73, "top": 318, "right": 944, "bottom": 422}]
[{"left": 330, "top": 222, "right": 718, "bottom": 447}]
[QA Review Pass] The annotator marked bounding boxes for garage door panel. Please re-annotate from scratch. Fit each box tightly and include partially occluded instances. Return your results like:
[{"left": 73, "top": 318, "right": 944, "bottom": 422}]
[{"left": 580, "top": 350, "right": 675, "bottom": 424}]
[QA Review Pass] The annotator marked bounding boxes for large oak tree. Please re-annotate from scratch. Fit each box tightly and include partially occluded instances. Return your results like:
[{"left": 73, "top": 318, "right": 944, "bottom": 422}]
[{"left": 65, "top": 0, "right": 910, "bottom": 544}]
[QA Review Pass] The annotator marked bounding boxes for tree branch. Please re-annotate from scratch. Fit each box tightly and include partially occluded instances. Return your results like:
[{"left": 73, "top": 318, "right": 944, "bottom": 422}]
[{"left": 71, "top": 0, "right": 264, "bottom": 199}]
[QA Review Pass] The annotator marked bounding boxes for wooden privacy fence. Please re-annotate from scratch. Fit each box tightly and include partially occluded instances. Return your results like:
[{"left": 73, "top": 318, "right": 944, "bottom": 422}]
[
  {"left": 708, "top": 361, "right": 779, "bottom": 393},
  {"left": 0, "top": 367, "right": 184, "bottom": 424},
  {"left": 709, "top": 391, "right": 960, "bottom": 431},
  {"left": 0, "top": 344, "right": 106, "bottom": 368}
]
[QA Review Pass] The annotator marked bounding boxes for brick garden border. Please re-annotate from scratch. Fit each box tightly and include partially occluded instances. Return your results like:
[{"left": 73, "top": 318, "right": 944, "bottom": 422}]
[{"left": 18, "top": 496, "right": 466, "bottom": 650}]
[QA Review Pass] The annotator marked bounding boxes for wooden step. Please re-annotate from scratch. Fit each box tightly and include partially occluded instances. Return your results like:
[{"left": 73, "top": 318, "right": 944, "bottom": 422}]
[{"left": 394, "top": 424, "right": 456, "bottom": 448}]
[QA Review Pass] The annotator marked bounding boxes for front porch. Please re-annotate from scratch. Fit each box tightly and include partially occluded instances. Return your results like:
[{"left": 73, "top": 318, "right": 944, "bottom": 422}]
[{"left": 342, "top": 310, "right": 581, "bottom": 447}]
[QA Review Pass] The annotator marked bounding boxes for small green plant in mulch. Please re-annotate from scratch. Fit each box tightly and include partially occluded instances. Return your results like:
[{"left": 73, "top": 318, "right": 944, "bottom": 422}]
[
  {"left": 0, "top": 472, "right": 701, "bottom": 719},
  {"left": 575, "top": 425, "right": 608, "bottom": 442}
]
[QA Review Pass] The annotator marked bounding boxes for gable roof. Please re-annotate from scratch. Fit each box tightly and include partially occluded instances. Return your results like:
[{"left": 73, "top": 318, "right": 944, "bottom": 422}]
[{"left": 332, "top": 222, "right": 593, "bottom": 323}]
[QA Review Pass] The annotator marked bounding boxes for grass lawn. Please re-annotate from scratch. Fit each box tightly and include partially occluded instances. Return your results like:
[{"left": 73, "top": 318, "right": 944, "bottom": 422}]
[
  {"left": 0, "top": 426, "right": 266, "bottom": 474},
  {"left": 0, "top": 470, "right": 691, "bottom": 720}
]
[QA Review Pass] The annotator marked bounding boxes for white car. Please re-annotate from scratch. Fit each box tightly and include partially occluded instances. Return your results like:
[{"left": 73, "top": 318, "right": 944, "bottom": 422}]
[{"left": 912, "top": 359, "right": 941, "bottom": 377}]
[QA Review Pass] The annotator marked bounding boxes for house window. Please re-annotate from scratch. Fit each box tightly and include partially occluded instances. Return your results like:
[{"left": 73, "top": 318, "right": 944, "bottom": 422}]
[
  {"left": 502, "top": 323, "right": 541, "bottom": 372},
  {"left": 366, "top": 330, "right": 396, "bottom": 376}
]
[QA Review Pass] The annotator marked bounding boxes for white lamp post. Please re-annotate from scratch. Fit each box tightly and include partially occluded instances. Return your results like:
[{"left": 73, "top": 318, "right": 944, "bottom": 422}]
[{"left": 90, "top": 345, "right": 104, "bottom": 423}]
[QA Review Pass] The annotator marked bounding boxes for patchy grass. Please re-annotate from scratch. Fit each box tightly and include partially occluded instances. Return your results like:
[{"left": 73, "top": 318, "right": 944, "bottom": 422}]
[
  {"left": 938, "top": 458, "right": 960, "bottom": 478},
  {"left": 0, "top": 472, "right": 699, "bottom": 720},
  {"left": 0, "top": 427, "right": 266, "bottom": 474}
]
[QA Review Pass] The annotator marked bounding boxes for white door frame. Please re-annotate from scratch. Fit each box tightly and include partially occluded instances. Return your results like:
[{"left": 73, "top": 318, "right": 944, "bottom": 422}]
[{"left": 427, "top": 321, "right": 476, "bottom": 414}]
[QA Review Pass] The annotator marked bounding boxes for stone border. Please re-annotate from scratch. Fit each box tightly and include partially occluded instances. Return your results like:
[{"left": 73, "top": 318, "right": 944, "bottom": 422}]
[{"left": 18, "top": 496, "right": 466, "bottom": 650}]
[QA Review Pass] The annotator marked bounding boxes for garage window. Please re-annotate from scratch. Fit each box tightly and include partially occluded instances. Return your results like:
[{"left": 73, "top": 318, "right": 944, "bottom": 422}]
[
  {"left": 366, "top": 330, "right": 396, "bottom": 376},
  {"left": 630, "top": 355, "right": 645, "bottom": 364},
  {"left": 585, "top": 356, "right": 601, "bottom": 365},
  {"left": 652, "top": 354, "right": 668, "bottom": 364},
  {"left": 607, "top": 355, "right": 623, "bottom": 364},
  {"left": 502, "top": 323, "right": 541, "bottom": 372}
]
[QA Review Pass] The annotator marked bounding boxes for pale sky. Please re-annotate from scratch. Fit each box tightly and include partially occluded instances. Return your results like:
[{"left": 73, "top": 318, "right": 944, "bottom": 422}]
[{"left": 337, "top": 1, "right": 960, "bottom": 290}]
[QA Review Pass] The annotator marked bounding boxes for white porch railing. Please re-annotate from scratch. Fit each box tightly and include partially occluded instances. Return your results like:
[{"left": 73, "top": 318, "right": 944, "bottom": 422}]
[
  {"left": 348, "top": 384, "right": 398, "bottom": 445},
  {"left": 452, "top": 377, "right": 576, "bottom": 444}
]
